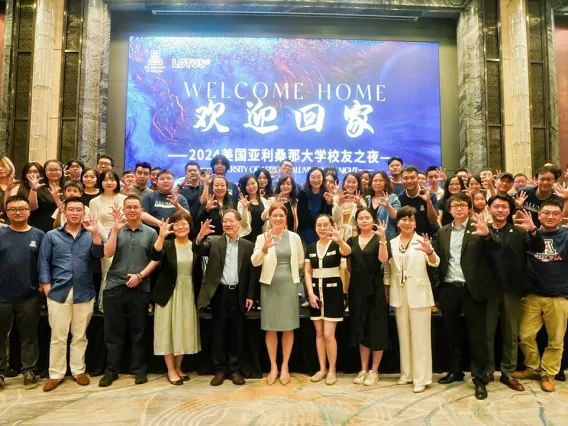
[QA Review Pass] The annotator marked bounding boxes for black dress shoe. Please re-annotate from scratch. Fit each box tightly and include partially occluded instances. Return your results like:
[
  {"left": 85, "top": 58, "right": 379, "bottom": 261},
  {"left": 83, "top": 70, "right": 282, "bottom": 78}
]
[
  {"left": 555, "top": 369, "right": 566, "bottom": 382},
  {"left": 438, "top": 373, "right": 465, "bottom": 384},
  {"left": 99, "top": 372, "right": 119, "bottom": 387},
  {"left": 473, "top": 378, "right": 488, "bottom": 400},
  {"left": 210, "top": 373, "right": 225, "bottom": 386},
  {"left": 134, "top": 373, "right": 148, "bottom": 385},
  {"left": 230, "top": 372, "right": 246, "bottom": 385},
  {"left": 180, "top": 375, "right": 190, "bottom": 382},
  {"left": 168, "top": 376, "right": 183, "bottom": 386}
]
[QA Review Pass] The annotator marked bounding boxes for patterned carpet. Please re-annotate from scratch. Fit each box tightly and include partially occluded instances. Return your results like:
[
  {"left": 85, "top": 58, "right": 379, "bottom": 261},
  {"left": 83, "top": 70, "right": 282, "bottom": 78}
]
[{"left": 1, "top": 373, "right": 567, "bottom": 425}]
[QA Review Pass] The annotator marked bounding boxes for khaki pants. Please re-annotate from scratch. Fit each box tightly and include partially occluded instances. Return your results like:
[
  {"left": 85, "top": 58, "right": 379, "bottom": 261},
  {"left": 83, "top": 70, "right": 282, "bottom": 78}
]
[
  {"left": 47, "top": 288, "right": 94, "bottom": 379},
  {"left": 519, "top": 294, "right": 568, "bottom": 377},
  {"left": 394, "top": 285, "right": 432, "bottom": 387}
]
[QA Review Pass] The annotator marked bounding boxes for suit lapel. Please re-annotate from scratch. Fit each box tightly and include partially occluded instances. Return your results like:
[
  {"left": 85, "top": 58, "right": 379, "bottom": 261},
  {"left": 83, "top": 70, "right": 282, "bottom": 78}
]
[
  {"left": 441, "top": 226, "right": 452, "bottom": 260},
  {"left": 237, "top": 239, "right": 244, "bottom": 276},
  {"left": 168, "top": 241, "right": 178, "bottom": 272},
  {"left": 461, "top": 220, "right": 476, "bottom": 255}
]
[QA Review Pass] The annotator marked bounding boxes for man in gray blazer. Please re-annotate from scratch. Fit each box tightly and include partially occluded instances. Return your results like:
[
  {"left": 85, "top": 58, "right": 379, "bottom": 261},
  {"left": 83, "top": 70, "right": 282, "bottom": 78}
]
[{"left": 194, "top": 209, "right": 255, "bottom": 386}]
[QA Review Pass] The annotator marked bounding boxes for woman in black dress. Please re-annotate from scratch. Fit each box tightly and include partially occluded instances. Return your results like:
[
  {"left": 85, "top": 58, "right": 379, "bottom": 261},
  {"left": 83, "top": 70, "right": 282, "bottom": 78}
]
[
  {"left": 196, "top": 175, "right": 235, "bottom": 237},
  {"left": 237, "top": 173, "right": 268, "bottom": 243},
  {"left": 347, "top": 208, "right": 388, "bottom": 386},
  {"left": 30, "top": 160, "right": 64, "bottom": 232},
  {"left": 305, "top": 214, "right": 351, "bottom": 386}
]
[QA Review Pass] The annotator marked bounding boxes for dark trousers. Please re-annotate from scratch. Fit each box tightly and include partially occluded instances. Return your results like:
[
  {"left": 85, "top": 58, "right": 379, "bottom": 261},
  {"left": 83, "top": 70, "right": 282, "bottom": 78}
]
[
  {"left": 438, "top": 283, "right": 489, "bottom": 379},
  {"left": 103, "top": 286, "right": 149, "bottom": 374},
  {"left": 210, "top": 285, "right": 245, "bottom": 375},
  {"left": 0, "top": 294, "right": 40, "bottom": 375}
]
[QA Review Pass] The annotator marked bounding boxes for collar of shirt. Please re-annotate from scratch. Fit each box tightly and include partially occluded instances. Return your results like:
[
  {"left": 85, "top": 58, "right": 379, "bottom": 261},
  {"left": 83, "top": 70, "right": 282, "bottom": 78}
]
[
  {"left": 404, "top": 190, "right": 420, "bottom": 199},
  {"left": 225, "top": 234, "right": 239, "bottom": 245},
  {"left": 124, "top": 222, "right": 144, "bottom": 232},
  {"left": 59, "top": 224, "right": 88, "bottom": 237},
  {"left": 451, "top": 218, "right": 469, "bottom": 231}
]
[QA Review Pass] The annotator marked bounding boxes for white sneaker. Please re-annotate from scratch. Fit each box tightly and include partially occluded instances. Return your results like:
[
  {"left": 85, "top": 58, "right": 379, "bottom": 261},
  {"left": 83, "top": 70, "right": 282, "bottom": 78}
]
[
  {"left": 397, "top": 378, "right": 412, "bottom": 385},
  {"left": 363, "top": 371, "right": 379, "bottom": 386},
  {"left": 413, "top": 385, "right": 426, "bottom": 393},
  {"left": 353, "top": 370, "right": 368, "bottom": 384}
]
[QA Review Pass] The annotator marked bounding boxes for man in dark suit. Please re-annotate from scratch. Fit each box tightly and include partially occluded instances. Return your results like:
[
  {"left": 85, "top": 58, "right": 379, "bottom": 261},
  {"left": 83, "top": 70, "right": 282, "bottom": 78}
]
[
  {"left": 194, "top": 209, "right": 255, "bottom": 386},
  {"left": 434, "top": 192, "right": 501, "bottom": 400},
  {"left": 486, "top": 195, "right": 544, "bottom": 392}
]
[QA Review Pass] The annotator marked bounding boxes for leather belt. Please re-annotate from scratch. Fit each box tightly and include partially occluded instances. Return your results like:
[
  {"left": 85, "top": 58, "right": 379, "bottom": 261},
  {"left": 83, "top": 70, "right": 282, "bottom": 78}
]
[{"left": 444, "top": 281, "right": 466, "bottom": 288}]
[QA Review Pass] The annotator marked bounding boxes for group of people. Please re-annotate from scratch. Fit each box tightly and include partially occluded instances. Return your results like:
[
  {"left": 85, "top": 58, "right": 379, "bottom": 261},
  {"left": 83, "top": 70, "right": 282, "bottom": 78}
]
[{"left": 0, "top": 153, "right": 567, "bottom": 401}]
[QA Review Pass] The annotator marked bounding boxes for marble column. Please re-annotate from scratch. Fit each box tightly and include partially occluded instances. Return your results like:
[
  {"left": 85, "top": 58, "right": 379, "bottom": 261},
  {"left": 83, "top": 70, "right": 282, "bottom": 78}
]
[
  {"left": 29, "top": 0, "right": 63, "bottom": 162},
  {"left": 78, "top": 0, "right": 110, "bottom": 167},
  {"left": 500, "top": 0, "right": 532, "bottom": 176},
  {"left": 0, "top": 0, "right": 14, "bottom": 155},
  {"left": 545, "top": 0, "right": 559, "bottom": 165},
  {"left": 457, "top": 0, "right": 487, "bottom": 171}
]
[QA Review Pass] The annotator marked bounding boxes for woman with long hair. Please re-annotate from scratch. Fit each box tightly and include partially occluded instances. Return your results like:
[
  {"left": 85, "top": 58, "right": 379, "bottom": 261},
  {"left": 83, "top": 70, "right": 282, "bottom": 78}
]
[
  {"left": 297, "top": 167, "right": 333, "bottom": 245},
  {"left": 263, "top": 176, "right": 299, "bottom": 232},
  {"left": 251, "top": 203, "right": 304, "bottom": 386},
  {"left": 237, "top": 173, "right": 268, "bottom": 243},
  {"left": 0, "top": 155, "right": 16, "bottom": 217},
  {"left": 254, "top": 168, "right": 273, "bottom": 198},
  {"left": 27, "top": 160, "right": 65, "bottom": 232},
  {"left": 359, "top": 170, "right": 372, "bottom": 197},
  {"left": 80, "top": 168, "right": 100, "bottom": 206},
  {"left": 196, "top": 175, "right": 235, "bottom": 237},
  {"left": 347, "top": 208, "right": 388, "bottom": 386},
  {"left": 305, "top": 214, "right": 351, "bottom": 385},
  {"left": 366, "top": 171, "right": 401, "bottom": 239},
  {"left": 333, "top": 172, "right": 367, "bottom": 241}
]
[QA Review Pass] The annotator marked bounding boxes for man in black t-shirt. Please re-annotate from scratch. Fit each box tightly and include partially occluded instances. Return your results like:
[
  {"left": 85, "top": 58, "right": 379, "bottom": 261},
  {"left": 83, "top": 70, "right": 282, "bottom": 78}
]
[
  {"left": 0, "top": 196, "right": 45, "bottom": 391},
  {"left": 398, "top": 165, "right": 439, "bottom": 236},
  {"left": 177, "top": 161, "right": 204, "bottom": 222},
  {"left": 516, "top": 165, "right": 567, "bottom": 228}
]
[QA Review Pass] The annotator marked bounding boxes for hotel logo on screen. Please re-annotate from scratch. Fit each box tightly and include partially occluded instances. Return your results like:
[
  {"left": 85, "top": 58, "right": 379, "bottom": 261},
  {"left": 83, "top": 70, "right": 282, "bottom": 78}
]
[{"left": 144, "top": 50, "right": 165, "bottom": 73}]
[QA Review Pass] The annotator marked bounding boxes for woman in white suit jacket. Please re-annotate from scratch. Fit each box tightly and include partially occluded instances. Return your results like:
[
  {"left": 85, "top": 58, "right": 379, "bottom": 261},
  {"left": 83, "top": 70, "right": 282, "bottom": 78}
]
[{"left": 384, "top": 206, "right": 440, "bottom": 393}]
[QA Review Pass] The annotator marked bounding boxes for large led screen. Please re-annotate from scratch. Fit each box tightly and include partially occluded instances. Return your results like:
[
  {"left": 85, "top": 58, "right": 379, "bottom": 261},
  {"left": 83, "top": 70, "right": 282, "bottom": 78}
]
[{"left": 126, "top": 36, "right": 441, "bottom": 181}]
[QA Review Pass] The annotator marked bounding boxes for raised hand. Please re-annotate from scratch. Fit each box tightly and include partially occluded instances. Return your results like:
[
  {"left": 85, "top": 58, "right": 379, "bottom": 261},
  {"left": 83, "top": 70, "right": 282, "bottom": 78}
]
[
  {"left": 372, "top": 220, "right": 387, "bottom": 239},
  {"left": 418, "top": 185, "right": 431, "bottom": 203},
  {"left": 5, "top": 176, "right": 20, "bottom": 193},
  {"left": 352, "top": 190, "right": 362, "bottom": 206},
  {"left": 514, "top": 209, "right": 536, "bottom": 231},
  {"left": 28, "top": 175, "right": 45, "bottom": 191},
  {"left": 323, "top": 190, "right": 334, "bottom": 205},
  {"left": 84, "top": 215, "right": 100, "bottom": 235},
  {"left": 259, "top": 188, "right": 266, "bottom": 198},
  {"left": 378, "top": 193, "right": 390, "bottom": 207},
  {"left": 63, "top": 165, "right": 70, "bottom": 178},
  {"left": 167, "top": 192, "right": 180, "bottom": 208},
  {"left": 205, "top": 194, "right": 218, "bottom": 212},
  {"left": 262, "top": 231, "right": 279, "bottom": 252},
  {"left": 338, "top": 191, "right": 348, "bottom": 206},
  {"left": 276, "top": 192, "right": 288, "bottom": 204},
  {"left": 515, "top": 191, "right": 528, "bottom": 209},
  {"left": 110, "top": 204, "right": 127, "bottom": 231},
  {"left": 309, "top": 293, "right": 320, "bottom": 309},
  {"left": 203, "top": 169, "right": 212, "bottom": 184},
  {"left": 49, "top": 183, "right": 62, "bottom": 203},
  {"left": 158, "top": 218, "right": 174, "bottom": 239},
  {"left": 121, "top": 181, "right": 132, "bottom": 195},
  {"left": 553, "top": 182, "right": 568, "bottom": 201},
  {"left": 416, "top": 233, "right": 434, "bottom": 254},
  {"left": 327, "top": 224, "right": 343, "bottom": 242},
  {"left": 239, "top": 193, "right": 249, "bottom": 210},
  {"left": 199, "top": 218, "right": 215, "bottom": 238},
  {"left": 437, "top": 168, "right": 447, "bottom": 182},
  {"left": 472, "top": 214, "right": 490, "bottom": 236}
]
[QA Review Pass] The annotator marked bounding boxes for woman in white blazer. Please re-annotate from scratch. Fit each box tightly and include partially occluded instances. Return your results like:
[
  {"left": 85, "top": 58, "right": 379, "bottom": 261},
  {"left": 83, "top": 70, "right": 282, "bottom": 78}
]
[
  {"left": 384, "top": 205, "right": 440, "bottom": 393},
  {"left": 251, "top": 203, "right": 304, "bottom": 386}
]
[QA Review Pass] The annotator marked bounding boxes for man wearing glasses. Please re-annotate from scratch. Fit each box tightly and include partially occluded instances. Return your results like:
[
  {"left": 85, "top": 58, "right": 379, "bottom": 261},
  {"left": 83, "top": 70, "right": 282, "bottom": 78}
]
[
  {"left": 96, "top": 154, "right": 114, "bottom": 174},
  {"left": 434, "top": 192, "right": 501, "bottom": 400},
  {"left": 515, "top": 165, "right": 568, "bottom": 227},
  {"left": 98, "top": 196, "right": 158, "bottom": 387},
  {"left": 0, "top": 196, "right": 45, "bottom": 391},
  {"left": 514, "top": 199, "right": 568, "bottom": 392}
]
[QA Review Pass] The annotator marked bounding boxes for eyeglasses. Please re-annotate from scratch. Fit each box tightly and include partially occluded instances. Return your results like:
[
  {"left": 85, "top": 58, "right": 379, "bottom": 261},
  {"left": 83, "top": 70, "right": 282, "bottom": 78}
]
[
  {"left": 540, "top": 211, "right": 562, "bottom": 217},
  {"left": 124, "top": 205, "right": 141, "bottom": 211},
  {"left": 316, "top": 223, "right": 332, "bottom": 229},
  {"left": 98, "top": 161, "right": 112, "bottom": 166},
  {"left": 222, "top": 220, "right": 238, "bottom": 225},
  {"left": 46, "top": 168, "right": 62, "bottom": 173},
  {"left": 6, "top": 207, "right": 30, "bottom": 213},
  {"left": 65, "top": 208, "right": 84, "bottom": 213},
  {"left": 450, "top": 203, "right": 469, "bottom": 210},
  {"left": 173, "top": 222, "right": 190, "bottom": 228},
  {"left": 538, "top": 177, "right": 555, "bottom": 183}
]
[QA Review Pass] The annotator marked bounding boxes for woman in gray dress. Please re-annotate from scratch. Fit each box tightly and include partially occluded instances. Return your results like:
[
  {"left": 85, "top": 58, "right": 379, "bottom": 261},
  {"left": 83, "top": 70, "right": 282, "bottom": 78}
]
[{"left": 251, "top": 203, "right": 305, "bottom": 386}]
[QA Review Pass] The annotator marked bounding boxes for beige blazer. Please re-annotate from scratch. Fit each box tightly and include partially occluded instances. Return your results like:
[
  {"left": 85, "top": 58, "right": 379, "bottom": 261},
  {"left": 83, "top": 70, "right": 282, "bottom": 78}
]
[
  {"left": 384, "top": 233, "right": 439, "bottom": 309},
  {"left": 332, "top": 196, "right": 367, "bottom": 241},
  {"left": 251, "top": 231, "right": 304, "bottom": 285},
  {"left": 237, "top": 197, "right": 269, "bottom": 237}
]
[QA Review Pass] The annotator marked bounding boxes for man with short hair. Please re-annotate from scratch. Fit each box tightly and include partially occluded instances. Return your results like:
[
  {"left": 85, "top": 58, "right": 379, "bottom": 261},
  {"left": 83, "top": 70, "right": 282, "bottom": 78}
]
[
  {"left": 480, "top": 167, "right": 494, "bottom": 191},
  {"left": 131, "top": 162, "right": 153, "bottom": 200},
  {"left": 485, "top": 195, "right": 544, "bottom": 392},
  {"left": 150, "top": 166, "right": 161, "bottom": 191},
  {"left": 516, "top": 165, "right": 566, "bottom": 227},
  {"left": 194, "top": 210, "right": 255, "bottom": 386},
  {"left": 513, "top": 173, "right": 528, "bottom": 191},
  {"left": 177, "top": 161, "right": 203, "bottom": 222},
  {"left": 0, "top": 196, "right": 44, "bottom": 391},
  {"left": 398, "top": 165, "right": 439, "bottom": 236},
  {"left": 279, "top": 159, "right": 302, "bottom": 192},
  {"left": 96, "top": 154, "right": 114, "bottom": 174},
  {"left": 425, "top": 166, "right": 444, "bottom": 201},
  {"left": 38, "top": 197, "right": 103, "bottom": 392},
  {"left": 99, "top": 196, "right": 158, "bottom": 387},
  {"left": 455, "top": 168, "right": 469, "bottom": 186},
  {"left": 52, "top": 181, "right": 91, "bottom": 228},
  {"left": 417, "top": 172, "right": 427, "bottom": 187},
  {"left": 491, "top": 172, "right": 516, "bottom": 222},
  {"left": 141, "top": 170, "right": 190, "bottom": 230},
  {"left": 387, "top": 156, "right": 404, "bottom": 195},
  {"left": 513, "top": 199, "right": 568, "bottom": 392},
  {"left": 435, "top": 192, "right": 501, "bottom": 400}
]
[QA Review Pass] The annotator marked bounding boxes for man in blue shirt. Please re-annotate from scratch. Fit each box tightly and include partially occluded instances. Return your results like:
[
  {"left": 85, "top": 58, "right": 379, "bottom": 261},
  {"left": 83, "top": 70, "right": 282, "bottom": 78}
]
[
  {"left": 0, "top": 196, "right": 44, "bottom": 391},
  {"left": 38, "top": 197, "right": 104, "bottom": 392},
  {"left": 514, "top": 199, "right": 568, "bottom": 393}
]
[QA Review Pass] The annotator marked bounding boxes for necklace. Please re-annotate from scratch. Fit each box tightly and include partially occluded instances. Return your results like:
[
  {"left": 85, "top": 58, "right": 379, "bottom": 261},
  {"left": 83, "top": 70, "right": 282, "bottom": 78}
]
[{"left": 399, "top": 237, "right": 413, "bottom": 253}]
